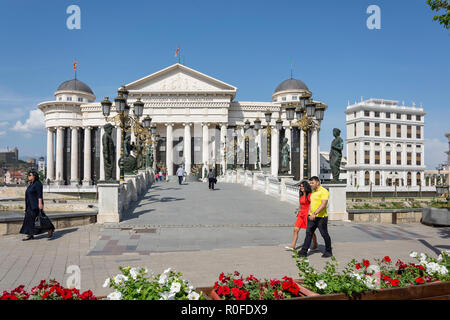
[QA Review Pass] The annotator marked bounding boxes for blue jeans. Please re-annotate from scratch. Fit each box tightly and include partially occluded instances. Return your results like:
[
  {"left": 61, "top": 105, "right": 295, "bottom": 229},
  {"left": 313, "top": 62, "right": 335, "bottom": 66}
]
[{"left": 300, "top": 216, "right": 332, "bottom": 254}]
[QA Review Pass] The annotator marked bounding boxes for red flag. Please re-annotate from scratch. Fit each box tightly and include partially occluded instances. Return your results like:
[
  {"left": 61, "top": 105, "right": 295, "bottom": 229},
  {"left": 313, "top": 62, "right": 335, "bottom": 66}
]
[
  {"left": 73, "top": 59, "right": 77, "bottom": 71},
  {"left": 174, "top": 46, "right": 179, "bottom": 57}
]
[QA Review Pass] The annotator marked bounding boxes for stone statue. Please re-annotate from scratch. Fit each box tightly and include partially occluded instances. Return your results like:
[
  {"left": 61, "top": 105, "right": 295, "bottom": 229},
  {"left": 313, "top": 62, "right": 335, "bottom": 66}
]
[
  {"left": 123, "top": 133, "right": 137, "bottom": 174},
  {"left": 330, "top": 128, "right": 344, "bottom": 183},
  {"left": 136, "top": 136, "right": 144, "bottom": 170},
  {"left": 102, "top": 124, "right": 116, "bottom": 181},
  {"left": 280, "top": 137, "right": 290, "bottom": 175},
  {"left": 146, "top": 145, "right": 153, "bottom": 168}
]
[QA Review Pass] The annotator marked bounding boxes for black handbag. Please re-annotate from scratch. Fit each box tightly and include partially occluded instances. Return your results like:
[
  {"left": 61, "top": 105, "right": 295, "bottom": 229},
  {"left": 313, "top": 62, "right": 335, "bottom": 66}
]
[{"left": 35, "top": 210, "right": 54, "bottom": 230}]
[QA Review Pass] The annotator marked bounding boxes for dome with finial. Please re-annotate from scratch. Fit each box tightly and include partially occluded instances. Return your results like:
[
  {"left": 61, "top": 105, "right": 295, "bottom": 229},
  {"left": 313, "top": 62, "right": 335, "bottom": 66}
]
[
  {"left": 273, "top": 78, "right": 309, "bottom": 94},
  {"left": 56, "top": 79, "right": 94, "bottom": 95}
]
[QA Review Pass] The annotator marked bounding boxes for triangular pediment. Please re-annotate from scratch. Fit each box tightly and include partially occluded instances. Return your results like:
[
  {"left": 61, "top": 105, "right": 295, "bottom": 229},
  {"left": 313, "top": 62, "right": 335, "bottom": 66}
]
[{"left": 124, "top": 64, "right": 237, "bottom": 96}]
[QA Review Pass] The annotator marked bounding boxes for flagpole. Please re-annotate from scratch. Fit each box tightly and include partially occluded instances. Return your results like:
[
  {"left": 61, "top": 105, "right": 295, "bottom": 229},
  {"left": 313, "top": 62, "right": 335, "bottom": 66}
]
[{"left": 179, "top": 45, "right": 181, "bottom": 64}]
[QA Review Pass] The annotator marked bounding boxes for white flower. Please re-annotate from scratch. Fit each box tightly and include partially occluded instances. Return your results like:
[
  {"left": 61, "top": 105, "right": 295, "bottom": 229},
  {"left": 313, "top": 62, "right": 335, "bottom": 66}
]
[
  {"left": 103, "top": 278, "right": 110, "bottom": 288},
  {"left": 130, "top": 268, "right": 139, "bottom": 280},
  {"left": 437, "top": 255, "right": 443, "bottom": 262},
  {"left": 409, "top": 251, "right": 418, "bottom": 258},
  {"left": 315, "top": 280, "right": 327, "bottom": 290},
  {"left": 363, "top": 276, "right": 378, "bottom": 289},
  {"left": 163, "top": 268, "right": 172, "bottom": 275},
  {"left": 419, "top": 253, "right": 427, "bottom": 263},
  {"left": 188, "top": 291, "right": 200, "bottom": 300},
  {"left": 170, "top": 282, "right": 181, "bottom": 294},
  {"left": 440, "top": 266, "right": 448, "bottom": 275},
  {"left": 366, "top": 264, "right": 380, "bottom": 275},
  {"left": 137, "top": 287, "right": 141, "bottom": 294},
  {"left": 114, "top": 274, "right": 129, "bottom": 285},
  {"left": 351, "top": 273, "right": 362, "bottom": 281},
  {"left": 159, "top": 291, "right": 175, "bottom": 300},
  {"left": 107, "top": 291, "right": 122, "bottom": 300},
  {"left": 159, "top": 274, "right": 168, "bottom": 285}
]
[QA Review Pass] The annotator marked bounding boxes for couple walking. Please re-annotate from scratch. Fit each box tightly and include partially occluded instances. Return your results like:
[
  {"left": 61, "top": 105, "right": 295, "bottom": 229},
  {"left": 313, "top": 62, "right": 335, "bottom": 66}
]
[{"left": 285, "top": 176, "right": 333, "bottom": 258}]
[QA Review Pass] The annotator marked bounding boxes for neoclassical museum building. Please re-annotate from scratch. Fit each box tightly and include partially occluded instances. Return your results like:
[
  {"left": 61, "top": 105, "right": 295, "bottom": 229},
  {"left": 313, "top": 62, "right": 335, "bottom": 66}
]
[{"left": 38, "top": 63, "right": 327, "bottom": 186}]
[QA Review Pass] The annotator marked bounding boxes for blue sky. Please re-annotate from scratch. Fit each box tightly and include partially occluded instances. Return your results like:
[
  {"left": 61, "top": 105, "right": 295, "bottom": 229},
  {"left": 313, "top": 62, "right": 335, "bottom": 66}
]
[{"left": 0, "top": 0, "right": 448, "bottom": 169}]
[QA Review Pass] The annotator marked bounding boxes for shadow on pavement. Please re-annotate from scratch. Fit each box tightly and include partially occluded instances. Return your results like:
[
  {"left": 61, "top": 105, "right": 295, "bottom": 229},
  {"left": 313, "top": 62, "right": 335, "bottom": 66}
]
[{"left": 35, "top": 227, "right": 79, "bottom": 240}]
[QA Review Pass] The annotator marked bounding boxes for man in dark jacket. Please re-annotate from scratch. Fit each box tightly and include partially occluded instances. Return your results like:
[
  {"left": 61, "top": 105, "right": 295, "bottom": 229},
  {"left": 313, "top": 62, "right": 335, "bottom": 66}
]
[{"left": 207, "top": 167, "right": 217, "bottom": 190}]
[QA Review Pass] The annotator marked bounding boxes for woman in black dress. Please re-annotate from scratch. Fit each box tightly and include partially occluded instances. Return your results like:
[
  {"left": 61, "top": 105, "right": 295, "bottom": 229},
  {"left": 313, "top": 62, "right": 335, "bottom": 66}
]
[{"left": 20, "top": 171, "right": 54, "bottom": 240}]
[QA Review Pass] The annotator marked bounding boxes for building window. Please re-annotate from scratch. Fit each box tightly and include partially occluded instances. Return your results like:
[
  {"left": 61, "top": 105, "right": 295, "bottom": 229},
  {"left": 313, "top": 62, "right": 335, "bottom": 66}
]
[
  {"left": 407, "top": 152, "right": 412, "bottom": 165},
  {"left": 416, "top": 115, "right": 421, "bottom": 121},
  {"left": 375, "top": 151, "right": 380, "bottom": 164},
  {"left": 406, "top": 114, "right": 412, "bottom": 120},
  {"left": 397, "top": 125, "right": 401, "bottom": 138},
  {"left": 354, "top": 123, "right": 356, "bottom": 137},
  {"left": 407, "top": 125, "right": 412, "bottom": 138},
  {"left": 375, "top": 171, "right": 380, "bottom": 185},
  {"left": 292, "top": 96, "right": 298, "bottom": 100},
  {"left": 375, "top": 142, "right": 380, "bottom": 146},
  {"left": 365, "top": 151, "right": 370, "bottom": 164},
  {"left": 67, "top": 97, "right": 72, "bottom": 101},
  {"left": 364, "top": 122, "right": 370, "bottom": 136},
  {"left": 385, "top": 123, "right": 391, "bottom": 137},
  {"left": 78, "top": 97, "right": 83, "bottom": 102},
  {"left": 364, "top": 111, "right": 370, "bottom": 117},
  {"left": 407, "top": 144, "right": 412, "bottom": 148},
  {"left": 407, "top": 172, "right": 412, "bottom": 186},
  {"left": 365, "top": 171, "right": 370, "bottom": 186},
  {"left": 416, "top": 153, "right": 421, "bottom": 166},
  {"left": 364, "top": 142, "right": 370, "bottom": 146},
  {"left": 354, "top": 151, "right": 357, "bottom": 164},
  {"left": 416, "top": 126, "right": 421, "bottom": 139},
  {"left": 386, "top": 151, "right": 391, "bottom": 165},
  {"left": 416, "top": 145, "right": 421, "bottom": 148},
  {"left": 386, "top": 112, "right": 391, "bottom": 119},
  {"left": 396, "top": 113, "right": 401, "bottom": 120},
  {"left": 282, "top": 97, "right": 286, "bottom": 101},
  {"left": 416, "top": 172, "right": 421, "bottom": 186},
  {"left": 375, "top": 123, "right": 380, "bottom": 136},
  {"left": 397, "top": 152, "right": 402, "bottom": 165},
  {"left": 58, "top": 97, "right": 62, "bottom": 101},
  {"left": 375, "top": 112, "right": 380, "bottom": 118}
]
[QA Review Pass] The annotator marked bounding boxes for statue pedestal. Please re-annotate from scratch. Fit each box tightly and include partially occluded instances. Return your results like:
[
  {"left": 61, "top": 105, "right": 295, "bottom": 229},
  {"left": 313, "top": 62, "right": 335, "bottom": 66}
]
[
  {"left": 97, "top": 181, "right": 121, "bottom": 224},
  {"left": 322, "top": 183, "right": 348, "bottom": 221},
  {"left": 279, "top": 176, "right": 294, "bottom": 201}
]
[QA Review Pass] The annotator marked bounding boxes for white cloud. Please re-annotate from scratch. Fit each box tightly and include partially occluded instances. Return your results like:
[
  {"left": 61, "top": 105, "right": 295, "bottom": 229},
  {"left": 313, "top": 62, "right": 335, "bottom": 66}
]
[
  {"left": 12, "top": 109, "right": 45, "bottom": 135},
  {"left": 0, "top": 121, "right": 8, "bottom": 128},
  {"left": 424, "top": 138, "right": 448, "bottom": 170}
]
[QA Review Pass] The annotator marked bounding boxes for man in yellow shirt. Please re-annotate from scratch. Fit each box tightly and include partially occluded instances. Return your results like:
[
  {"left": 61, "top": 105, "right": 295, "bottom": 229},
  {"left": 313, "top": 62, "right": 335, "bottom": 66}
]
[{"left": 298, "top": 176, "right": 333, "bottom": 258}]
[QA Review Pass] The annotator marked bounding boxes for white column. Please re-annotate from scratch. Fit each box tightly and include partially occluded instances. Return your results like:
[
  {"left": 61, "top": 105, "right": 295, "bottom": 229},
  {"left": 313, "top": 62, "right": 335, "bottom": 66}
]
[
  {"left": 381, "top": 143, "right": 386, "bottom": 166},
  {"left": 211, "top": 124, "right": 216, "bottom": 165},
  {"left": 184, "top": 123, "right": 192, "bottom": 175},
  {"left": 311, "top": 128, "right": 319, "bottom": 177},
  {"left": 202, "top": 123, "right": 209, "bottom": 172},
  {"left": 70, "top": 127, "right": 79, "bottom": 185},
  {"left": 271, "top": 126, "right": 279, "bottom": 176},
  {"left": 285, "top": 126, "right": 292, "bottom": 174},
  {"left": 412, "top": 145, "right": 417, "bottom": 168},
  {"left": 220, "top": 124, "right": 227, "bottom": 173},
  {"left": 99, "top": 126, "right": 105, "bottom": 181},
  {"left": 166, "top": 123, "right": 174, "bottom": 176},
  {"left": 83, "top": 126, "right": 92, "bottom": 185},
  {"left": 46, "top": 128, "right": 55, "bottom": 182},
  {"left": 55, "top": 127, "right": 64, "bottom": 184},
  {"left": 116, "top": 126, "right": 122, "bottom": 181},
  {"left": 412, "top": 171, "right": 417, "bottom": 187}
]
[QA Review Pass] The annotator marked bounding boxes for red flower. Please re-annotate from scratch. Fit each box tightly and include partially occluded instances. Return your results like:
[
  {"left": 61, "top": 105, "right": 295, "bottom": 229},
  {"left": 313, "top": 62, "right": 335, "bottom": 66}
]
[
  {"left": 222, "top": 286, "right": 230, "bottom": 295},
  {"left": 273, "top": 289, "right": 279, "bottom": 299},
  {"left": 214, "top": 281, "right": 218, "bottom": 289},
  {"left": 415, "top": 277, "right": 424, "bottom": 285},
  {"left": 363, "top": 259, "right": 370, "bottom": 268},
  {"left": 383, "top": 256, "right": 391, "bottom": 263},
  {"left": 282, "top": 281, "right": 291, "bottom": 290},
  {"left": 289, "top": 283, "right": 300, "bottom": 295},
  {"left": 42, "top": 291, "right": 49, "bottom": 299},
  {"left": 390, "top": 279, "right": 400, "bottom": 287},
  {"left": 219, "top": 273, "right": 225, "bottom": 282},
  {"left": 270, "top": 279, "right": 280, "bottom": 287},
  {"left": 355, "top": 263, "right": 361, "bottom": 270},
  {"left": 233, "top": 279, "right": 244, "bottom": 288}
]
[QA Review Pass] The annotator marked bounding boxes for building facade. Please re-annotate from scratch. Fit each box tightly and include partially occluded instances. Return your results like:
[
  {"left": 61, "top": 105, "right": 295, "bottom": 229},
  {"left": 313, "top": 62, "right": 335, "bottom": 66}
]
[
  {"left": 344, "top": 98, "right": 428, "bottom": 192},
  {"left": 38, "top": 63, "right": 326, "bottom": 186},
  {"left": 0, "top": 148, "right": 19, "bottom": 165}
]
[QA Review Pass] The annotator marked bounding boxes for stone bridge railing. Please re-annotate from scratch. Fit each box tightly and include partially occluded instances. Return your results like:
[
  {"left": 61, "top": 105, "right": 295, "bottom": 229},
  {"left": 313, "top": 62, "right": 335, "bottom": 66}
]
[
  {"left": 220, "top": 170, "right": 348, "bottom": 221},
  {"left": 97, "top": 168, "right": 155, "bottom": 224}
]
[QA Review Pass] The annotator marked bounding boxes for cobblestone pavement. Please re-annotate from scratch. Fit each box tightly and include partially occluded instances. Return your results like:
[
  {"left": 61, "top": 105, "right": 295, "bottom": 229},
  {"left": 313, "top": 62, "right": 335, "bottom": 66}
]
[{"left": 1, "top": 180, "right": 449, "bottom": 297}]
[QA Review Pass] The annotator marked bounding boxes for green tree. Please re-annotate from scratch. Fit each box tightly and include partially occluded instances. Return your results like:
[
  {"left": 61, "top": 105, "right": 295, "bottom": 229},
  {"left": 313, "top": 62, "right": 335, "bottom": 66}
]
[{"left": 427, "top": 0, "right": 450, "bottom": 29}]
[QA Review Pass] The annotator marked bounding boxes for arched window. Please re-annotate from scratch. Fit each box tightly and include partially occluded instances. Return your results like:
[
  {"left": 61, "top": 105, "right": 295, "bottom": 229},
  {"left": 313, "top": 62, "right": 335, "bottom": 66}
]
[
  {"left": 365, "top": 171, "right": 370, "bottom": 186},
  {"left": 407, "top": 172, "right": 412, "bottom": 186},
  {"left": 375, "top": 171, "right": 380, "bottom": 185},
  {"left": 416, "top": 172, "right": 421, "bottom": 186}
]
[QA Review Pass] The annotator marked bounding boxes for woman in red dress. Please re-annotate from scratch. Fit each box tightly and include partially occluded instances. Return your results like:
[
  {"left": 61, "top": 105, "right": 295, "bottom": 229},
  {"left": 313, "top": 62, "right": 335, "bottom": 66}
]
[{"left": 285, "top": 181, "right": 317, "bottom": 250}]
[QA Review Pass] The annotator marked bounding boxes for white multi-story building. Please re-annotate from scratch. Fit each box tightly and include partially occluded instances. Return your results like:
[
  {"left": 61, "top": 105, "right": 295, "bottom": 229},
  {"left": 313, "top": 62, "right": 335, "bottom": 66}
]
[{"left": 344, "top": 98, "right": 430, "bottom": 192}]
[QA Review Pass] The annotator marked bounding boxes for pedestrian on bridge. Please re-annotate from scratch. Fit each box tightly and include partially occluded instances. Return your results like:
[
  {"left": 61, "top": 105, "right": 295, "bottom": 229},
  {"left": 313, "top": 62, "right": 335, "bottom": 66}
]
[{"left": 285, "top": 181, "right": 318, "bottom": 251}]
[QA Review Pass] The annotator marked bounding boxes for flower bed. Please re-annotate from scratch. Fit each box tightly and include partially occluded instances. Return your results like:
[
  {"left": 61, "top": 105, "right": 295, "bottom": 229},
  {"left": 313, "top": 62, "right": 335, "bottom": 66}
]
[
  {"left": 1, "top": 280, "right": 96, "bottom": 300},
  {"left": 292, "top": 250, "right": 450, "bottom": 300},
  {"left": 103, "top": 266, "right": 206, "bottom": 300},
  {"left": 209, "top": 271, "right": 308, "bottom": 300}
]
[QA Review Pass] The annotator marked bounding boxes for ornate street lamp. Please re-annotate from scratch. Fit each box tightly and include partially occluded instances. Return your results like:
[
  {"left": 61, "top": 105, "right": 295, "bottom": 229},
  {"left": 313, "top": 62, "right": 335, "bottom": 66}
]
[
  {"left": 133, "top": 98, "right": 144, "bottom": 118},
  {"left": 264, "top": 110, "right": 272, "bottom": 160},
  {"left": 276, "top": 117, "right": 283, "bottom": 131},
  {"left": 254, "top": 118, "right": 262, "bottom": 170},
  {"left": 285, "top": 104, "right": 296, "bottom": 121}
]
